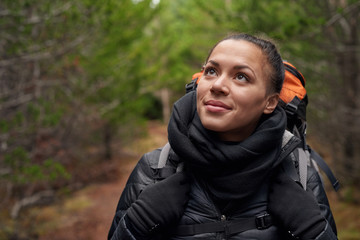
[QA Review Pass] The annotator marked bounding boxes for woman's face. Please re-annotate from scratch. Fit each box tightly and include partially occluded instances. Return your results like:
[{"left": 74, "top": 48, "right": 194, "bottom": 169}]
[{"left": 196, "top": 39, "right": 278, "bottom": 142}]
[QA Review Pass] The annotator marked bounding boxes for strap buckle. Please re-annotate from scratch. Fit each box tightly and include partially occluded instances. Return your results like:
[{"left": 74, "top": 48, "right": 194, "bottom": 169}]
[
  {"left": 333, "top": 179, "right": 340, "bottom": 192},
  {"left": 255, "top": 213, "right": 272, "bottom": 230},
  {"left": 285, "top": 102, "right": 298, "bottom": 116},
  {"left": 284, "top": 96, "right": 301, "bottom": 116},
  {"left": 185, "top": 78, "right": 198, "bottom": 93}
]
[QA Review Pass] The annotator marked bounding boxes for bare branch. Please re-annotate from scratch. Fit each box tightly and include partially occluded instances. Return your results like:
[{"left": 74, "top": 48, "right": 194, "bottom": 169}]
[
  {"left": 99, "top": 100, "right": 120, "bottom": 116},
  {"left": 11, "top": 190, "right": 54, "bottom": 219},
  {"left": 0, "top": 35, "right": 87, "bottom": 67},
  {"left": 0, "top": 2, "right": 72, "bottom": 24},
  {"left": 0, "top": 9, "right": 11, "bottom": 17},
  {"left": 0, "top": 168, "right": 11, "bottom": 177},
  {"left": 325, "top": 1, "right": 360, "bottom": 28},
  {"left": 0, "top": 94, "right": 33, "bottom": 110},
  {"left": 26, "top": 2, "right": 73, "bottom": 24},
  {"left": 0, "top": 79, "right": 62, "bottom": 99}
]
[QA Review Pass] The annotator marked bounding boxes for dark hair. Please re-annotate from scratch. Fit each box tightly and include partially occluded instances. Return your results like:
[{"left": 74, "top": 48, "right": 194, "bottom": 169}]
[{"left": 205, "top": 33, "right": 284, "bottom": 94}]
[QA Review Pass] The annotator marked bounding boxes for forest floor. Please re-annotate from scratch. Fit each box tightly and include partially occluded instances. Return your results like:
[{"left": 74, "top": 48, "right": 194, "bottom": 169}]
[
  {"left": 36, "top": 121, "right": 168, "bottom": 240},
  {"left": 12, "top": 121, "right": 360, "bottom": 240}
]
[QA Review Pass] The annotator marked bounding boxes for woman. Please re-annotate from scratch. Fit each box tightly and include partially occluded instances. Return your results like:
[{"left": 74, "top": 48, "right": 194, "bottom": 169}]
[{"left": 108, "top": 33, "right": 338, "bottom": 239}]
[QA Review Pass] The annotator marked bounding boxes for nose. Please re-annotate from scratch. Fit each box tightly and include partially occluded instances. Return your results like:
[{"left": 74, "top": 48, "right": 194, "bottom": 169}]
[{"left": 210, "top": 74, "right": 230, "bottom": 95}]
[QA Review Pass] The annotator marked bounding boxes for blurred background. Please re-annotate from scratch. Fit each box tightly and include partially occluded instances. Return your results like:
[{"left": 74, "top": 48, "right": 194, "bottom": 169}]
[{"left": 0, "top": 0, "right": 359, "bottom": 239}]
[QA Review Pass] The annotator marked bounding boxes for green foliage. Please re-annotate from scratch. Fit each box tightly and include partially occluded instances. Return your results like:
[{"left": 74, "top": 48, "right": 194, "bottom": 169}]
[
  {"left": 2, "top": 147, "right": 70, "bottom": 184},
  {"left": 79, "top": 0, "right": 160, "bottom": 127},
  {"left": 0, "top": 120, "right": 8, "bottom": 133},
  {"left": 39, "top": 100, "right": 64, "bottom": 127}
]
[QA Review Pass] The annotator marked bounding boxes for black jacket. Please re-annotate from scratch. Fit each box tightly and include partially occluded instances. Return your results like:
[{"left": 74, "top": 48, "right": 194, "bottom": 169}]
[{"left": 108, "top": 132, "right": 337, "bottom": 239}]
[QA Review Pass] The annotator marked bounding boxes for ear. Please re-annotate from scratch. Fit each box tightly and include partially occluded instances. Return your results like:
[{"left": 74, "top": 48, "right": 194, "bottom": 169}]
[{"left": 263, "top": 93, "right": 279, "bottom": 114}]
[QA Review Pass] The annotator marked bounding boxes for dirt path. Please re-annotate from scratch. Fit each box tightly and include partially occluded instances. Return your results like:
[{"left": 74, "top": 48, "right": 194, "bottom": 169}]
[
  {"left": 38, "top": 121, "right": 168, "bottom": 240},
  {"left": 39, "top": 161, "right": 135, "bottom": 240}
]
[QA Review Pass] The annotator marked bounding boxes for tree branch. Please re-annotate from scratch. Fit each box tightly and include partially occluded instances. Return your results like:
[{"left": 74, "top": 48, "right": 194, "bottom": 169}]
[
  {"left": 0, "top": 35, "right": 87, "bottom": 67},
  {"left": 0, "top": 94, "right": 33, "bottom": 110},
  {"left": 0, "top": 79, "right": 62, "bottom": 99},
  {"left": 11, "top": 190, "right": 54, "bottom": 219},
  {"left": 0, "top": 2, "right": 72, "bottom": 24},
  {"left": 325, "top": 1, "right": 360, "bottom": 28}
]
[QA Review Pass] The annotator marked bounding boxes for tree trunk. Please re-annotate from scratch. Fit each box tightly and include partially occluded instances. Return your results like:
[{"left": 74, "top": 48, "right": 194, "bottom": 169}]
[
  {"left": 103, "top": 122, "right": 113, "bottom": 161},
  {"left": 160, "top": 88, "right": 171, "bottom": 124}
]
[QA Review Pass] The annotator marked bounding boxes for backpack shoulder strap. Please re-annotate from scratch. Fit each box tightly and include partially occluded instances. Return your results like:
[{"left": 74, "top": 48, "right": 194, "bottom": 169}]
[
  {"left": 158, "top": 142, "right": 171, "bottom": 168},
  {"left": 297, "top": 148, "right": 309, "bottom": 190},
  {"left": 281, "top": 143, "right": 340, "bottom": 192},
  {"left": 309, "top": 147, "right": 340, "bottom": 192},
  {"left": 157, "top": 142, "right": 184, "bottom": 173},
  {"left": 280, "top": 130, "right": 307, "bottom": 190},
  {"left": 280, "top": 153, "right": 300, "bottom": 184}
]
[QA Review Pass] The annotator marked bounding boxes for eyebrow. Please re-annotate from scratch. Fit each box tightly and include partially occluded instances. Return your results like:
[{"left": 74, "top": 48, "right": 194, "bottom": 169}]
[
  {"left": 208, "top": 60, "right": 220, "bottom": 67},
  {"left": 208, "top": 60, "right": 256, "bottom": 77}
]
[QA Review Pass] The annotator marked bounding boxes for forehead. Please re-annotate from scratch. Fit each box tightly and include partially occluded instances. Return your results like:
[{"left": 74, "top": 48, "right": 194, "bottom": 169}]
[{"left": 209, "top": 39, "right": 266, "bottom": 64}]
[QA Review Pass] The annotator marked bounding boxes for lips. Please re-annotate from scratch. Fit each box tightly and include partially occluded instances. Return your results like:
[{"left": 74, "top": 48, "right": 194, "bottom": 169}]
[{"left": 204, "top": 100, "right": 231, "bottom": 112}]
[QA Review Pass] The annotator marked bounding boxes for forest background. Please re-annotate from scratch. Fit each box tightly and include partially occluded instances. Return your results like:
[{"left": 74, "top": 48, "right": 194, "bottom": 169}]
[{"left": 1, "top": 0, "right": 359, "bottom": 239}]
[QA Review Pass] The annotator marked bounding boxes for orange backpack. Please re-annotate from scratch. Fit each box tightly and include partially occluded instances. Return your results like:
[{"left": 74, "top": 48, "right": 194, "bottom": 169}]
[{"left": 279, "top": 61, "right": 308, "bottom": 136}]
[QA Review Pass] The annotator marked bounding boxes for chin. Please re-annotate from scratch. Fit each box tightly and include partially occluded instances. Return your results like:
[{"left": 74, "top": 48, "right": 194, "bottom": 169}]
[{"left": 201, "top": 119, "right": 227, "bottom": 133}]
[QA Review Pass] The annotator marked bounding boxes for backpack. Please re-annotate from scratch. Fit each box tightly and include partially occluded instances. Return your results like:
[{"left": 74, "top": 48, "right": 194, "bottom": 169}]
[{"left": 279, "top": 61, "right": 339, "bottom": 191}]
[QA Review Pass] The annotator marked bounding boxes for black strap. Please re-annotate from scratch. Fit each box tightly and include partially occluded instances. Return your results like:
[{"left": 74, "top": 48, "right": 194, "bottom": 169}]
[
  {"left": 172, "top": 214, "right": 273, "bottom": 236},
  {"left": 185, "top": 78, "right": 198, "bottom": 93},
  {"left": 152, "top": 166, "right": 176, "bottom": 180},
  {"left": 310, "top": 148, "right": 340, "bottom": 191},
  {"left": 280, "top": 153, "right": 300, "bottom": 184},
  {"left": 284, "top": 96, "right": 301, "bottom": 117},
  {"left": 278, "top": 136, "right": 301, "bottom": 164}
]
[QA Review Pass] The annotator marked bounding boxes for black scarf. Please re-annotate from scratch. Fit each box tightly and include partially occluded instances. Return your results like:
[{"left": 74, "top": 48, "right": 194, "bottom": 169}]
[{"left": 168, "top": 91, "right": 286, "bottom": 202}]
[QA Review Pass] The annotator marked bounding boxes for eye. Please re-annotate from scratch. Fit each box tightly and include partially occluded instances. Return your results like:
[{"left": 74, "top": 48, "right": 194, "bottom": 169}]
[
  {"left": 235, "top": 73, "right": 249, "bottom": 82},
  {"left": 204, "top": 67, "right": 217, "bottom": 77}
]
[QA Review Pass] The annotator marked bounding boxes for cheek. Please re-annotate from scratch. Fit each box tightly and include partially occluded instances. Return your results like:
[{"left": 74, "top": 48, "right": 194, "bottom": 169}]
[
  {"left": 233, "top": 90, "right": 268, "bottom": 115},
  {"left": 196, "top": 82, "right": 207, "bottom": 106}
]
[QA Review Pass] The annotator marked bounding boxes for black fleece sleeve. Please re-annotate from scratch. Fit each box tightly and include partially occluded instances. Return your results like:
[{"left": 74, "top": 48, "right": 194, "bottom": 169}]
[{"left": 107, "top": 150, "right": 160, "bottom": 240}]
